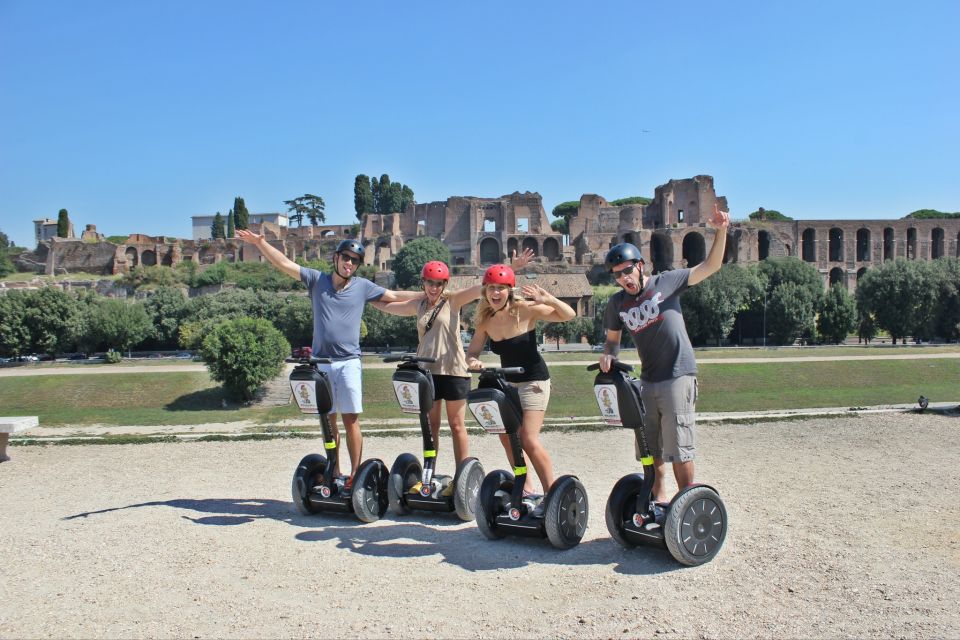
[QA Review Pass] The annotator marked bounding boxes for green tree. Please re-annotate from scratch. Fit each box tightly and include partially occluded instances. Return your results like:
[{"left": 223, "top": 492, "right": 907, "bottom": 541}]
[
  {"left": 756, "top": 257, "right": 822, "bottom": 301},
  {"left": 609, "top": 196, "right": 652, "bottom": 206},
  {"left": 360, "top": 306, "right": 418, "bottom": 348},
  {"left": 392, "top": 237, "right": 452, "bottom": 289},
  {"left": 91, "top": 298, "right": 153, "bottom": 356},
  {"left": 211, "top": 212, "right": 226, "bottom": 239},
  {"left": 0, "top": 291, "right": 30, "bottom": 357},
  {"left": 681, "top": 264, "right": 763, "bottom": 346},
  {"left": 767, "top": 282, "right": 818, "bottom": 345},
  {"left": 550, "top": 201, "right": 579, "bottom": 236},
  {"left": 904, "top": 209, "right": 960, "bottom": 219},
  {"left": 929, "top": 258, "right": 960, "bottom": 341},
  {"left": 272, "top": 295, "right": 313, "bottom": 348},
  {"left": 0, "top": 230, "right": 21, "bottom": 276},
  {"left": 371, "top": 176, "right": 381, "bottom": 214},
  {"left": 141, "top": 286, "right": 190, "bottom": 349},
  {"left": 377, "top": 175, "right": 392, "bottom": 214},
  {"left": 748, "top": 208, "right": 793, "bottom": 221},
  {"left": 354, "top": 174, "right": 374, "bottom": 218},
  {"left": 233, "top": 197, "right": 250, "bottom": 230},
  {"left": 199, "top": 317, "right": 290, "bottom": 401},
  {"left": 284, "top": 194, "right": 326, "bottom": 227},
  {"left": 57, "top": 209, "right": 70, "bottom": 238},
  {"left": 400, "top": 184, "right": 415, "bottom": 212},
  {"left": 817, "top": 284, "right": 857, "bottom": 344},
  {"left": 856, "top": 259, "right": 936, "bottom": 344},
  {"left": 22, "top": 287, "right": 85, "bottom": 357},
  {"left": 227, "top": 209, "right": 235, "bottom": 238}
]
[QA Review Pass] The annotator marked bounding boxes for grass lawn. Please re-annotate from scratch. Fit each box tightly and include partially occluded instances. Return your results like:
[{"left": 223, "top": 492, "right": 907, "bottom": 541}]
[{"left": 3, "top": 358, "right": 957, "bottom": 428}]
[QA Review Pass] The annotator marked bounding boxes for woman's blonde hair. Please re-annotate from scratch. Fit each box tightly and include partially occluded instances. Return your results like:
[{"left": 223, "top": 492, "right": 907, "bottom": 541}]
[{"left": 473, "top": 285, "right": 521, "bottom": 328}]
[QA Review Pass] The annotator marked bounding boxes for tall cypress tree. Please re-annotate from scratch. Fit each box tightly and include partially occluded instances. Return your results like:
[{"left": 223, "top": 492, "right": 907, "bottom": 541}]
[
  {"left": 226, "top": 209, "right": 235, "bottom": 238},
  {"left": 377, "top": 175, "right": 392, "bottom": 214},
  {"left": 354, "top": 174, "right": 374, "bottom": 219},
  {"left": 211, "top": 212, "right": 226, "bottom": 239},
  {"left": 56, "top": 209, "right": 70, "bottom": 238},
  {"left": 370, "top": 176, "right": 381, "bottom": 215},
  {"left": 233, "top": 197, "right": 249, "bottom": 230}
]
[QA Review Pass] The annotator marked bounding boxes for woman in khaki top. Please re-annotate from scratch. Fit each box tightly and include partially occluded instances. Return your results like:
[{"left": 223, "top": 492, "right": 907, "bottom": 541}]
[{"left": 379, "top": 252, "right": 533, "bottom": 477}]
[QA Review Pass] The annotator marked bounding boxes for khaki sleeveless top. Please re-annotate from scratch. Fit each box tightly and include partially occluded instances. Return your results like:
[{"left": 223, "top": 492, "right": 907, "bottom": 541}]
[{"left": 415, "top": 298, "right": 469, "bottom": 377}]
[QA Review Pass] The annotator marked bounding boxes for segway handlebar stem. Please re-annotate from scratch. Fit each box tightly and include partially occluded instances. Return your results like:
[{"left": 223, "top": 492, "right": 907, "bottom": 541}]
[
  {"left": 383, "top": 354, "right": 437, "bottom": 365},
  {"left": 468, "top": 367, "right": 525, "bottom": 376},
  {"left": 286, "top": 356, "right": 333, "bottom": 365},
  {"left": 586, "top": 360, "right": 634, "bottom": 373}
]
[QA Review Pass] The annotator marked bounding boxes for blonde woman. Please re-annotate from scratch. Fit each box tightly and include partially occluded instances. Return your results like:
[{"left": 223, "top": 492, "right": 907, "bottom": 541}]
[{"left": 464, "top": 264, "right": 575, "bottom": 516}]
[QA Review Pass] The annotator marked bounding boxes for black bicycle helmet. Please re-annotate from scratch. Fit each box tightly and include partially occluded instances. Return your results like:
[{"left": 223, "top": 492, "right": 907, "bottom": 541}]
[
  {"left": 336, "top": 239, "right": 365, "bottom": 258},
  {"left": 604, "top": 243, "right": 643, "bottom": 270}
]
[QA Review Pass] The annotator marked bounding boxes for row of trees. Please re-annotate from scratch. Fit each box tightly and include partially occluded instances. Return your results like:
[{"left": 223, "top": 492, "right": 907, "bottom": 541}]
[
  {"left": 0, "top": 229, "right": 25, "bottom": 277},
  {"left": 354, "top": 174, "right": 415, "bottom": 218}
]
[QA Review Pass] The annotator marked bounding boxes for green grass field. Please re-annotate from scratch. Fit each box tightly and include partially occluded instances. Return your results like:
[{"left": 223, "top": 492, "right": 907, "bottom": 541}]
[{"left": 1, "top": 356, "right": 956, "bottom": 428}]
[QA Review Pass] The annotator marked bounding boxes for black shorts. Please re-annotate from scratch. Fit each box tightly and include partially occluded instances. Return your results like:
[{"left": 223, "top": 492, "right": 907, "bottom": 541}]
[{"left": 432, "top": 375, "right": 471, "bottom": 401}]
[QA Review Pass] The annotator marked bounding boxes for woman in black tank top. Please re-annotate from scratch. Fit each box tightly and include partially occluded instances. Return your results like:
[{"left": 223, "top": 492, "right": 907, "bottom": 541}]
[{"left": 465, "top": 264, "right": 576, "bottom": 499}]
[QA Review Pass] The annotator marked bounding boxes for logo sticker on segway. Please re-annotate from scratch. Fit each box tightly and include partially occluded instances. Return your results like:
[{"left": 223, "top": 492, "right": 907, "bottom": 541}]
[
  {"left": 291, "top": 381, "right": 319, "bottom": 414},
  {"left": 594, "top": 385, "right": 622, "bottom": 426},
  {"left": 392, "top": 381, "right": 421, "bottom": 414},
  {"left": 468, "top": 402, "right": 506, "bottom": 433}
]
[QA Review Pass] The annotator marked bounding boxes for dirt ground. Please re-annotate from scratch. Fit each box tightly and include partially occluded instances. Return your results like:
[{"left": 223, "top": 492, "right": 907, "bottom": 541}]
[{"left": 1, "top": 412, "right": 958, "bottom": 639}]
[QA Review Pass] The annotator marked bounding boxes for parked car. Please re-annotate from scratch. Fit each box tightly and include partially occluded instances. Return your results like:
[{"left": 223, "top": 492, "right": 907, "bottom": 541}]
[
  {"left": 68, "top": 352, "right": 89, "bottom": 360},
  {"left": 174, "top": 352, "right": 194, "bottom": 359}
]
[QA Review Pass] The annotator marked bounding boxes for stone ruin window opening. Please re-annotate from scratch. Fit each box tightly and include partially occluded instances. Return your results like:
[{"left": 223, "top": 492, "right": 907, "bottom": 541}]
[
  {"left": 479, "top": 237, "right": 500, "bottom": 264},
  {"left": 516, "top": 218, "right": 528, "bottom": 233},
  {"left": 757, "top": 231, "right": 770, "bottom": 261},
  {"left": 682, "top": 232, "right": 706, "bottom": 267},
  {"left": 857, "top": 267, "right": 868, "bottom": 281},
  {"left": 543, "top": 237, "right": 560, "bottom": 260},
  {"left": 483, "top": 218, "right": 497, "bottom": 233},
  {"left": 802, "top": 228, "right": 816, "bottom": 262},
  {"left": 723, "top": 230, "right": 739, "bottom": 263},
  {"left": 829, "top": 228, "right": 844, "bottom": 262},
  {"left": 829, "top": 267, "right": 845, "bottom": 288},
  {"left": 650, "top": 233, "right": 673, "bottom": 274},
  {"left": 521, "top": 237, "right": 538, "bottom": 257},
  {"left": 856, "top": 228, "right": 871, "bottom": 262},
  {"left": 883, "top": 228, "right": 895, "bottom": 260},
  {"left": 417, "top": 220, "right": 426, "bottom": 236},
  {"left": 932, "top": 228, "right": 944, "bottom": 259},
  {"left": 677, "top": 209, "right": 684, "bottom": 223},
  {"left": 907, "top": 228, "right": 917, "bottom": 259}
]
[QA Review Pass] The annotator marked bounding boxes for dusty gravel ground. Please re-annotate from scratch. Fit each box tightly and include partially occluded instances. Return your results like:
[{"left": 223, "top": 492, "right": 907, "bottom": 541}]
[{"left": 1, "top": 412, "right": 958, "bottom": 639}]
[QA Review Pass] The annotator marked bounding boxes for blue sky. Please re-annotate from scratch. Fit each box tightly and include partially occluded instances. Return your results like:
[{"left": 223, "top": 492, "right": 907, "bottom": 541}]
[{"left": 2, "top": 1, "right": 958, "bottom": 248}]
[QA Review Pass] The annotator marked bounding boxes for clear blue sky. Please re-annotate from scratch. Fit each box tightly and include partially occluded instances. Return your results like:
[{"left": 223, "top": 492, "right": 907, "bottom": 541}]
[{"left": 2, "top": 1, "right": 958, "bottom": 248}]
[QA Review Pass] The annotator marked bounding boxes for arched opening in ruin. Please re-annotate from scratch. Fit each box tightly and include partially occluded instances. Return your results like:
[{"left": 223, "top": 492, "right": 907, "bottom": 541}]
[
  {"left": 932, "top": 228, "right": 944, "bottom": 259},
  {"left": 623, "top": 232, "right": 639, "bottom": 247},
  {"left": 723, "top": 230, "right": 740, "bottom": 264},
  {"left": 829, "top": 267, "right": 845, "bottom": 288},
  {"left": 884, "top": 228, "right": 895, "bottom": 260},
  {"left": 141, "top": 249, "right": 157, "bottom": 267},
  {"left": 198, "top": 246, "right": 215, "bottom": 265},
  {"left": 802, "top": 228, "right": 816, "bottom": 262},
  {"left": 757, "top": 230, "right": 770, "bottom": 261},
  {"left": 650, "top": 233, "right": 673, "bottom": 274},
  {"left": 907, "top": 228, "right": 917, "bottom": 259},
  {"left": 161, "top": 250, "right": 173, "bottom": 266},
  {"left": 479, "top": 237, "right": 500, "bottom": 264},
  {"left": 829, "top": 228, "right": 844, "bottom": 262},
  {"left": 681, "top": 232, "right": 706, "bottom": 268},
  {"left": 125, "top": 247, "right": 138, "bottom": 267},
  {"left": 543, "top": 237, "right": 560, "bottom": 260},
  {"left": 857, "top": 267, "right": 868, "bottom": 281},
  {"left": 507, "top": 238, "right": 519, "bottom": 258},
  {"left": 856, "top": 228, "right": 871, "bottom": 262},
  {"left": 322, "top": 230, "right": 336, "bottom": 237},
  {"left": 521, "top": 237, "right": 538, "bottom": 256}
]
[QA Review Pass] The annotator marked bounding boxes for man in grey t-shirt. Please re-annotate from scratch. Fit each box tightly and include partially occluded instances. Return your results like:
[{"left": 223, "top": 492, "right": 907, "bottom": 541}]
[
  {"left": 599, "top": 204, "right": 730, "bottom": 504},
  {"left": 237, "top": 230, "right": 422, "bottom": 487}
]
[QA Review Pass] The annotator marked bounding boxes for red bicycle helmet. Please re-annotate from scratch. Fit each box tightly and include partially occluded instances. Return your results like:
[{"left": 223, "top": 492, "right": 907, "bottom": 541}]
[
  {"left": 421, "top": 261, "right": 450, "bottom": 281},
  {"left": 482, "top": 264, "right": 515, "bottom": 287}
]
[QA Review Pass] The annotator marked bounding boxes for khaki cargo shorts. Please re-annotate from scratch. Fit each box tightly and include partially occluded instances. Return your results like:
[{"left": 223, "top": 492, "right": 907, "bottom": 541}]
[
  {"left": 637, "top": 375, "right": 697, "bottom": 463},
  {"left": 509, "top": 379, "right": 551, "bottom": 412}
]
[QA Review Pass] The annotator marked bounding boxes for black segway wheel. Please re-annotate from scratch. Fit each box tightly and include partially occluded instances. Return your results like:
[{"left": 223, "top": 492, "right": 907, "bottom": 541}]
[
  {"left": 604, "top": 473, "right": 646, "bottom": 549},
  {"left": 544, "top": 475, "right": 589, "bottom": 550},
  {"left": 475, "top": 469, "right": 513, "bottom": 540},
  {"left": 387, "top": 453, "right": 422, "bottom": 516},
  {"left": 664, "top": 485, "right": 727, "bottom": 566},
  {"left": 291, "top": 453, "right": 327, "bottom": 515},
  {"left": 351, "top": 459, "right": 389, "bottom": 523},
  {"left": 452, "top": 457, "right": 485, "bottom": 522}
]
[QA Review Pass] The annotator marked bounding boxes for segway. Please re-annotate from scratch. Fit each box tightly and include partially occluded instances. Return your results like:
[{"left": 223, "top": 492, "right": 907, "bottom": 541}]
[
  {"left": 384, "top": 354, "right": 485, "bottom": 521},
  {"left": 288, "top": 356, "right": 388, "bottom": 523},
  {"left": 589, "top": 360, "right": 727, "bottom": 565},
  {"left": 467, "top": 367, "right": 588, "bottom": 549}
]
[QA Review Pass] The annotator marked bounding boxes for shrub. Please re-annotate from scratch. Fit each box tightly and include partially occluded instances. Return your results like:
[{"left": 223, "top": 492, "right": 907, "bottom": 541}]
[
  {"left": 199, "top": 317, "right": 290, "bottom": 401},
  {"left": 104, "top": 349, "right": 122, "bottom": 363}
]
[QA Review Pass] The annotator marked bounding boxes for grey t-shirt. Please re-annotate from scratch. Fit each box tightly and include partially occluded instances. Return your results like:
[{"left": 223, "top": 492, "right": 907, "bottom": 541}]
[
  {"left": 300, "top": 267, "right": 386, "bottom": 361},
  {"left": 603, "top": 268, "right": 696, "bottom": 382}
]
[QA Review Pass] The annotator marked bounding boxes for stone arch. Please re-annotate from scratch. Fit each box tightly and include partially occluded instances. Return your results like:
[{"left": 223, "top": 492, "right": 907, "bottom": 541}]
[
  {"left": 125, "top": 247, "right": 139, "bottom": 267},
  {"left": 757, "top": 230, "right": 771, "bottom": 261},
  {"left": 198, "top": 246, "right": 216, "bottom": 265},
  {"left": 856, "top": 228, "right": 871, "bottom": 262},
  {"left": 543, "top": 237, "right": 560, "bottom": 260},
  {"left": 907, "top": 228, "right": 917, "bottom": 259},
  {"left": 322, "top": 230, "right": 336, "bottom": 237},
  {"left": 161, "top": 250, "right": 173, "bottom": 266},
  {"left": 521, "top": 237, "right": 538, "bottom": 256},
  {"left": 723, "top": 230, "right": 740, "bottom": 263},
  {"left": 479, "top": 237, "right": 500, "bottom": 264},
  {"left": 650, "top": 233, "right": 673, "bottom": 274},
  {"left": 682, "top": 232, "right": 706, "bottom": 268},
  {"left": 507, "top": 238, "right": 519, "bottom": 258},
  {"left": 857, "top": 267, "right": 868, "bottom": 281},
  {"left": 932, "top": 228, "right": 945, "bottom": 259},
  {"left": 622, "top": 232, "right": 639, "bottom": 247},
  {"left": 141, "top": 249, "right": 157, "bottom": 267},
  {"left": 884, "top": 228, "right": 895, "bottom": 260},
  {"left": 829, "top": 228, "right": 844, "bottom": 262},
  {"left": 829, "top": 267, "right": 845, "bottom": 288},
  {"left": 802, "top": 228, "right": 816, "bottom": 262}
]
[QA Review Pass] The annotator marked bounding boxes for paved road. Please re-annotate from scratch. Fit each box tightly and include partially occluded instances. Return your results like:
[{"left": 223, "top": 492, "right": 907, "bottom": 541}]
[{"left": 2, "top": 351, "right": 959, "bottom": 377}]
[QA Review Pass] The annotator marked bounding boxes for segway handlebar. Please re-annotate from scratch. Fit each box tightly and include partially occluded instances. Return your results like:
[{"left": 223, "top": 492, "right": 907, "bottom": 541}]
[
  {"left": 468, "top": 366, "right": 525, "bottom": 376},
  {"left": 285, "top": 356, "right": 333, "bottom": 365},
  {"left": 382, "top": 354, "right": 437, "bottom": 364},
  {"left": 586, "top": 360, "right": 634, "bottom": 373}
]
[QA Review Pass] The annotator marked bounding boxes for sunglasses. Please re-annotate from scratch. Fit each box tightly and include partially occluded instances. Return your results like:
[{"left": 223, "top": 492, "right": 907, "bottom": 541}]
[
  {"left": 612, "top": 263, "right": 639, "bottom": 279},
  {"left": 338, "top": 253, "right": 361, "bottom": 265}
]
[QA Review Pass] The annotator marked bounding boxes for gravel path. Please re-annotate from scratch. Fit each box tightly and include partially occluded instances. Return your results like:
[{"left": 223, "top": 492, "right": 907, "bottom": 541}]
[{"left": 1, "top": 412, "right": 958, "bottom": 639}]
